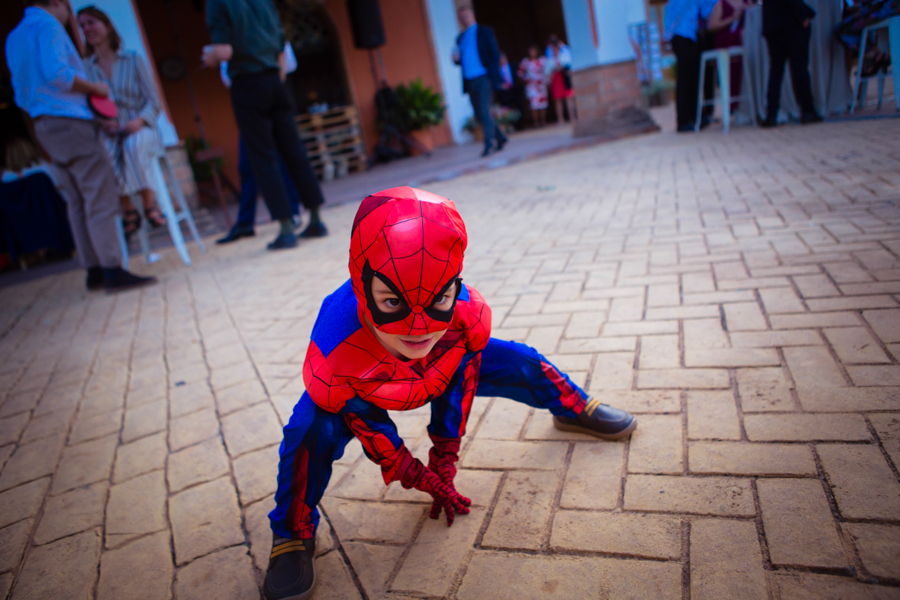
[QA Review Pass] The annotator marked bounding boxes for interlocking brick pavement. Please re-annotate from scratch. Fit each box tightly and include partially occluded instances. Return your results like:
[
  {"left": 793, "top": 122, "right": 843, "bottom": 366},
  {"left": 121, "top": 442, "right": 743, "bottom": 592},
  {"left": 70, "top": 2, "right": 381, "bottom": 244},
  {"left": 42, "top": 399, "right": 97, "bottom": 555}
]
[{"left": 1, "top": 117, "right": 900, "bottom": 599}]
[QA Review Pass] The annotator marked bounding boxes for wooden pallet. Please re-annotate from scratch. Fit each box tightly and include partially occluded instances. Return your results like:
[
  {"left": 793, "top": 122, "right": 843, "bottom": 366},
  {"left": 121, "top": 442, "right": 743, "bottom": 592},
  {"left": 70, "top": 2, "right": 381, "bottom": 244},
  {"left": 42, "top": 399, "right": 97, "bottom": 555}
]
[{"left": 295, "top": 105, "right": 368, "bottom": 182}]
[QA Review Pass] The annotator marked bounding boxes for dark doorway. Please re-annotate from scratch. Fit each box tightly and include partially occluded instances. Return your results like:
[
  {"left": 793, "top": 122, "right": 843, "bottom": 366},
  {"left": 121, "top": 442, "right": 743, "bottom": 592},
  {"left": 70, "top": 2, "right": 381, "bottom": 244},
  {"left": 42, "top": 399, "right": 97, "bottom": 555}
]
[
  {"left": 280, "top": 4, "right": 350, "bottom": 115},
  {"left": 470, "top": 0, "right": 568, "bottom": 125}
]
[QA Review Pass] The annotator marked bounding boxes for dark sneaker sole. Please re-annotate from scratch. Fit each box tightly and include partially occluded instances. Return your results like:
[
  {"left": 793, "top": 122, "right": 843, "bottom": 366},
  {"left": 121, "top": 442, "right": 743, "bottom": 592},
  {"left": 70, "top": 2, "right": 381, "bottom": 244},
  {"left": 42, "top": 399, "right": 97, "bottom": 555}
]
[
  {"left": 552, "top": 416, "right": 637, "bottom": 440},
  {"left": 266, "top": 572, "right": 316, "bottom": 600}
]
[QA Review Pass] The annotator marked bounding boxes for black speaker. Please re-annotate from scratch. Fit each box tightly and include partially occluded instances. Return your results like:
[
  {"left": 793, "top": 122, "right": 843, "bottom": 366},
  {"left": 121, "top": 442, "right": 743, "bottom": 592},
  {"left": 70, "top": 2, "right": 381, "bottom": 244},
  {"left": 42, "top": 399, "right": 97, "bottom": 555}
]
[{"left": 347, "top": 0, "right": 386, "bottom": 49}]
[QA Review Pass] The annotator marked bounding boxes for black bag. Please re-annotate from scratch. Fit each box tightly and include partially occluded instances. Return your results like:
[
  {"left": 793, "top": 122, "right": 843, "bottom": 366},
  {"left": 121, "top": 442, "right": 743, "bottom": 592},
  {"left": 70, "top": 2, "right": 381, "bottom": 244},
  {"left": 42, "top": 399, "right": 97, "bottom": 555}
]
[{"left": 562, "top": 67, "right": 573, "bottom": 90}]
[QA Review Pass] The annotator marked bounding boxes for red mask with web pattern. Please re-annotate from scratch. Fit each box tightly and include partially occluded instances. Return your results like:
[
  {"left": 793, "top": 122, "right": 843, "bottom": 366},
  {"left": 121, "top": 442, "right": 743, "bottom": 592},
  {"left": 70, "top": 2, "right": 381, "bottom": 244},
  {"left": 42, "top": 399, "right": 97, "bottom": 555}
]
[{"left": 349, "top": 187, "right": 467, "bottom": 337}]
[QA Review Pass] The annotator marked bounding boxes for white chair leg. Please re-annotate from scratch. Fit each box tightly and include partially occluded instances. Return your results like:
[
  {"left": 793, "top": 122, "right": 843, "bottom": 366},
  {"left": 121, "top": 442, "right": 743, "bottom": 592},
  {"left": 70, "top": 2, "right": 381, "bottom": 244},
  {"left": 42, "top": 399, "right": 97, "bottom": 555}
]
[
  {"left": 851, "top": 28, "right": 869, "bottom": 114},
  {"left": 115, "top": 214, "right": 129, "bottom": 271},
  {"left": 718, "top": 52, "right": 731, "bottom": 134},
  {"left": 890, "top": 18, "right": 900, "bottom": 111},
  {"left": 151, "top": 158, "right": 191, "bottom": 266},
  {"left": 742, "top": 53, "right": 757, "bottom": 125},
  {"left": 161, "top": 156, "right": 206, "bottom": 254},
  {"left": 696, "top": 54, "right": 707, "bottom": 133}
]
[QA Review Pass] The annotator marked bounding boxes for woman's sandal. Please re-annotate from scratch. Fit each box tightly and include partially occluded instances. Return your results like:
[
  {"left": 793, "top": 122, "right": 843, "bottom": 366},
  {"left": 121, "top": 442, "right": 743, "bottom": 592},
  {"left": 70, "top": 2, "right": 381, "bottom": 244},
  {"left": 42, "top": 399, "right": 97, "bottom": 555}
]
[
  {"left": 145, "top": 206, "right": 167, "bottom": 228},
  {"left": 123, "top": 209, "right": 141, "bottom": 237}
]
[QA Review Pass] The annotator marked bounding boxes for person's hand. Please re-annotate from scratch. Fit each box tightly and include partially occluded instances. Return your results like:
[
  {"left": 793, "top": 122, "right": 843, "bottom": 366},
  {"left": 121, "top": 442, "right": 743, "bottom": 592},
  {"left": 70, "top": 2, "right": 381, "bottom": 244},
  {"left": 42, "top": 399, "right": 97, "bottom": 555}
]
[
  {"left": 201, "top": 44, "right": 232, "bottom": 68},
  {"left": 92, "top": 82, "right": 110, "bottom": 98},
  {"left": 100, "top": 119, "right": 119, "bottom": 135},
  {"left": 400, "top": 454, "right": 471, "bottom": 526},
  {"left": 428, "top": 437, "right": 466, "bottom": 526},
  {"left": 123, "top": 119, "right": 144, "bottom": 134}
]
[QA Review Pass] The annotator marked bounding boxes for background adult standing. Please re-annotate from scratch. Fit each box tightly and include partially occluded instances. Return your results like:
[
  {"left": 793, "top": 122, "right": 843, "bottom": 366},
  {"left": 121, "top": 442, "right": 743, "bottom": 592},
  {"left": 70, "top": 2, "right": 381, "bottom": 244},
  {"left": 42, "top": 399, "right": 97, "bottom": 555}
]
[
  {"left": 664, "top": 0, "right": 719, "bottom": 132},
  {"left": 761, "top": 0, "right": 822, "bottom": 126},
  {"left": 203, "top": 0, "right": 327, "bottom": 251},
  {"left": 452, "top": 5, "right": 508, "bottom": 158},
  {"left": 545, "top": 34, "right": 575, "bottom": 123},
  {"left": 6, "top": 0, "right": 156, "bottom": 292}
]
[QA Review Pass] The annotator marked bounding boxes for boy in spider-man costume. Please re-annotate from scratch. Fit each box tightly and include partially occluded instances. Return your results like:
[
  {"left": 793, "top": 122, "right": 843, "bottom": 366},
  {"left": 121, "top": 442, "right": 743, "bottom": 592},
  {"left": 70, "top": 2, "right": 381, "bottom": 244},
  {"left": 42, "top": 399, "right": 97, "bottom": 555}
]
[{"left": 264, "top": 186, "right": 637, "bottom": 600}]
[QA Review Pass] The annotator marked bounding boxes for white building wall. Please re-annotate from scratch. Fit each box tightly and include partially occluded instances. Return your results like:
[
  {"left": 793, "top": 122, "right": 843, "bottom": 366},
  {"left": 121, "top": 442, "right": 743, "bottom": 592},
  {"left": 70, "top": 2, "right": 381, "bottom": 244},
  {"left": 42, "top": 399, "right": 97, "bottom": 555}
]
[
  {"left": 70, "top": 0, "right": 178, "bottom": 145},
  {"left": 423, "top": 0, "right": 474, "bottom": 144}
]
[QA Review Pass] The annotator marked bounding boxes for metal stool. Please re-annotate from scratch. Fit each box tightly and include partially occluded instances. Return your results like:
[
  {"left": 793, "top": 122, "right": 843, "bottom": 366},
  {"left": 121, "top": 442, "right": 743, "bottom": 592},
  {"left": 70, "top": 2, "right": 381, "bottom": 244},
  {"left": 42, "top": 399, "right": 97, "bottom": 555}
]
[
  {"left": 850, "top": 15, "right": 899, "bottom": 114},
  {"left": 695, "top": 46, "right": 757, "bottom": 134},
  {"left": 117, "top": 152, "right": 206, "bottom": 269}
]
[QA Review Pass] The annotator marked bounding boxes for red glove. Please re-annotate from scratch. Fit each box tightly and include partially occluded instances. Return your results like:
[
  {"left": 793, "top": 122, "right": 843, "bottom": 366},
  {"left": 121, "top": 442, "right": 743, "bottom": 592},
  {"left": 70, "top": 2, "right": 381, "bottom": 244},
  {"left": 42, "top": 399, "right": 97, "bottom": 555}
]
[
  {"left": 427, "top": 435, "right": 467, "bottom": 526},
  {"left": 398, "top": 450, "right": 470, "bottom": 523}
]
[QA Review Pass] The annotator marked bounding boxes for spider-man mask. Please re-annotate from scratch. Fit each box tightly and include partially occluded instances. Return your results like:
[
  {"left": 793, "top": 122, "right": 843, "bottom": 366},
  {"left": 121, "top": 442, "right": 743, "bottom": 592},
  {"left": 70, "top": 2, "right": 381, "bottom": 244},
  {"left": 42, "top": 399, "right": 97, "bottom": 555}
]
[{"left": 350, "top": 186, "right": 467, "bottom": 336}]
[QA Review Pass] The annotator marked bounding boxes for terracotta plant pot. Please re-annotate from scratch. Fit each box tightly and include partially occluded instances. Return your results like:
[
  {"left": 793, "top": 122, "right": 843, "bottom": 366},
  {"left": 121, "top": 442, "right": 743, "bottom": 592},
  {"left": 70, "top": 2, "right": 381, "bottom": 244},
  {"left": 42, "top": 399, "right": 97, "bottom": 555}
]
[{"left": 409, "top": 128, "right": 434, "bottom": 155}]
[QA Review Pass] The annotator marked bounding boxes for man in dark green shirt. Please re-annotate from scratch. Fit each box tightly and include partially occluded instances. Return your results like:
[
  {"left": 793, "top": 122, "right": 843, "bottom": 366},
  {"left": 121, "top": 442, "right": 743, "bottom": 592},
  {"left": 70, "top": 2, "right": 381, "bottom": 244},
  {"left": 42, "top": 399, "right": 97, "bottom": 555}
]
[{"left": 203, "top": 0, "right": 328, "bottom": 250}]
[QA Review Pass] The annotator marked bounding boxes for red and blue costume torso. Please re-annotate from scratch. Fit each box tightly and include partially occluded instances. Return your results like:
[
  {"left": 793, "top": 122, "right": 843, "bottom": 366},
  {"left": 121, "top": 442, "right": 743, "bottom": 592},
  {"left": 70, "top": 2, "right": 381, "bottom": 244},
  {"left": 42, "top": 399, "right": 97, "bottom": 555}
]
[{"left": 270, "top": 188, "right": 589, "bottom": 539}]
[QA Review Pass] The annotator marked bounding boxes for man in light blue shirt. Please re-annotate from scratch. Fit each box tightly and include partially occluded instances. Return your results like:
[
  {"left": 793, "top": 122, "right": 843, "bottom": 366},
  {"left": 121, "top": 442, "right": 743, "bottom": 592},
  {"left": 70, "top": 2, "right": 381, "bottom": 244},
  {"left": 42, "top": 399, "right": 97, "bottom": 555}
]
[
  {"left": 452, "top": 6, "right": 507, "bottom": 157},
  {"left": 663, "top": 0, "right": 718, "bottom": 131},
  {"left": 6, "top": 0, "right": 155, "bottom": 291}
]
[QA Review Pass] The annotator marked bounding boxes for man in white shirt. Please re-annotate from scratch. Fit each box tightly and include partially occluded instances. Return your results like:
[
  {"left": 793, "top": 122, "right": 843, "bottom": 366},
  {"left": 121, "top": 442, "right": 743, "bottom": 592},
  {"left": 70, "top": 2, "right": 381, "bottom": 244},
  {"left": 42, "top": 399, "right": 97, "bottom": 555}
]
[{"left": 6, "top": 0, "right": 155, "bottom": 291}]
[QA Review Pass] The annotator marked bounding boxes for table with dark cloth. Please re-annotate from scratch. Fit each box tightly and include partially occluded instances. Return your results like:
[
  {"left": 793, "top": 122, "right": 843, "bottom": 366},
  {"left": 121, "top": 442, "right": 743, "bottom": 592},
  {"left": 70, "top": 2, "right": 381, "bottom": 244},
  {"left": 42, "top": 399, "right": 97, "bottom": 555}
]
[
  {"left": 737, "top": 0, "right": 854, "bottom": 121},
  {"left": 0, "top": 173, "right": 74, "bottom": 263}
]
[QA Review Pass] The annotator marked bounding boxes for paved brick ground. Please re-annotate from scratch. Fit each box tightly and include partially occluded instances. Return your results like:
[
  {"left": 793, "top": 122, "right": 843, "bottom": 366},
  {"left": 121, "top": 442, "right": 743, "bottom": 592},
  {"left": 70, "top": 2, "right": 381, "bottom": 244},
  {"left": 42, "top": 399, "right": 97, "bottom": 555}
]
[{"left": 1, "top": 116, "right": 899, "bottom": 600}]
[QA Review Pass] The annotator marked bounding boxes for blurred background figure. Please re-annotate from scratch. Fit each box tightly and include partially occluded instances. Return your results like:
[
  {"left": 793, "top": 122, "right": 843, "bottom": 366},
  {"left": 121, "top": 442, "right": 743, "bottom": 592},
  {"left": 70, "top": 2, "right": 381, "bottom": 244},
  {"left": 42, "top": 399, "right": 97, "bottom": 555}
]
[
  {"left": 664, "top": 0, "right": 718, "bottom": 132},
  {"left": 708, "top": 0, "right": 752, "bottom": 110},
  {"left": 835, "top": 0, "right": 899, "bottom": 77},
  {"left": 545, "top": 34, "right": 574, "bottom": 122},
  {"left": 78, "top": 6, "right": 166, "bottom": 238},
  {"left": 452, "top": 5, "right": 507, "bottom": 157},
  {"left": 216, "top": 42, "right": 303, "bottom": 245},
  {"left": 518, "top": 45, "right": 548, "bottom": 127},
  {"left": 761, "top": 0, "right": 821, "bottom": 126}
]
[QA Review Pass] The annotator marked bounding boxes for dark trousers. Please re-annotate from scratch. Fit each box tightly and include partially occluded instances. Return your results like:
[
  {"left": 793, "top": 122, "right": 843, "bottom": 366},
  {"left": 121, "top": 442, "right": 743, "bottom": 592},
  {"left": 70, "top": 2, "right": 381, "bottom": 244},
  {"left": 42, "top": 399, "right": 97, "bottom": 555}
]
[
  {"left": 764, "top": 26, "right": 816, "bottom": 119},
  {"left": 467, "top": 75, "right": 506, "bottom": 149},
  {"left": 230, "top": 71, "right": 324, "bottom": 222},
  {"left": 235, "top": 138, "right": 299, "bottom": 227},
  {"left": 672, "top": 36, "right": 700, "bottom": 128}
]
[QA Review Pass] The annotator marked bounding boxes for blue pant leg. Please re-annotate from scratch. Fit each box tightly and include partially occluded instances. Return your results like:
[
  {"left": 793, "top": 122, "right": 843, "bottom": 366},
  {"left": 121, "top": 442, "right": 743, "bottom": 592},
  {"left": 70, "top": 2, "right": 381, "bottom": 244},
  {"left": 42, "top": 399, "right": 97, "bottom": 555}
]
[
  {"left": 236, "top": 138, "right": 259, "bottom": 227},
  {"left": 476, "top": 337, "right": 588, "bottom": 418},
  {"left": 269, "top": 392, "right": 355, "bottom": 539}
]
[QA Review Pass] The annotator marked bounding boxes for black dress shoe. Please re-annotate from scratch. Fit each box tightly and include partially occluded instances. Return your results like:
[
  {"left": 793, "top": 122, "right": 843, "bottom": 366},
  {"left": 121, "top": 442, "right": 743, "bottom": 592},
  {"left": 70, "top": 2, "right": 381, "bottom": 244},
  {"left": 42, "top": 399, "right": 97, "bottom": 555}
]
[
  {"left": 800, "top": 112, "right": 823, "bottom": 124},
  {"left": 264, "top": 537, "right": 316, "bottom": 600},
  {"left": 676, "top": 123, "right": 696, "bottom": 133},
  {"left": 86, "top": 267, "right": 104, "bottom": 291},
  {"left": 216, "top": 224, "right": 255, "bottom": 245},
  {"left": 495, "top": 133, "right": 508, "bottom": 152},
  {"left": 480, "top": 145, "right": 493, "bottom": 157},
  {"left": 553, "top": 398, "right": 637, "bottom": 440},
  {"left": 759, "top": 117, "right": 778, "bottom": 128},
  {"left": 267, "top": 232, "right": 298, "bottom": 250},
  {"left": 299, "top": 221, "right": 328, "bottom": 238},
  {"left": 103, "top": 267, "right": 157, "bottom": 293}
]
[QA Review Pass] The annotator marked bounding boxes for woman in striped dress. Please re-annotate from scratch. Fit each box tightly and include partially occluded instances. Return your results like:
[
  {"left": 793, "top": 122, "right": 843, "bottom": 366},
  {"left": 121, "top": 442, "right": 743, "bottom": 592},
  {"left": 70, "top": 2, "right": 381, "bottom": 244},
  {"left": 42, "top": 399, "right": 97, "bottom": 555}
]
[{"left": 78, "top": 6, "right": 166, "bottom": 234}]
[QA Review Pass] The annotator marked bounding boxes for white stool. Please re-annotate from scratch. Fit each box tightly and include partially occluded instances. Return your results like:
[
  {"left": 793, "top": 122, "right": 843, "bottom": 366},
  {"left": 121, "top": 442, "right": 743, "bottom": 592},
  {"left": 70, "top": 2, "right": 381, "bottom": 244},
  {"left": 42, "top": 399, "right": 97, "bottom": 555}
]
[
  {"left": 695, "top": 47, "right": 757, "bottom": 134},
  {"left": 850, "top": 15, "right": 899, "bottom": 114},
  {"left": 117, "top": 153, "right": 206, "bottom": 269}
]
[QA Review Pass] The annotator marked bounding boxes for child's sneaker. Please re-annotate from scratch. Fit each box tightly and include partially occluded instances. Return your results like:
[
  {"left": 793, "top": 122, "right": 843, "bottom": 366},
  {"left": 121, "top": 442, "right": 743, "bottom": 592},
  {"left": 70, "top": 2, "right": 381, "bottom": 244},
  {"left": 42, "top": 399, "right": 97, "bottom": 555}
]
[
  {"left": 553, "top": 399, "right": 637, "bottom": 440},
  {"left": 264, "top": 536, "right": 316, "bottom": 600}
]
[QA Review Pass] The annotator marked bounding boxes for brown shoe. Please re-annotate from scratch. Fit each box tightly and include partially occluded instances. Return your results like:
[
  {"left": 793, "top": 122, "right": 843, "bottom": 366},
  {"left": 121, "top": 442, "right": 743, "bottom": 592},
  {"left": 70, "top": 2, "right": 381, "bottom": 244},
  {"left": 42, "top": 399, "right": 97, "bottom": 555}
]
[{"left": 553, "top": 398, "right": 637, "bottom": 440}]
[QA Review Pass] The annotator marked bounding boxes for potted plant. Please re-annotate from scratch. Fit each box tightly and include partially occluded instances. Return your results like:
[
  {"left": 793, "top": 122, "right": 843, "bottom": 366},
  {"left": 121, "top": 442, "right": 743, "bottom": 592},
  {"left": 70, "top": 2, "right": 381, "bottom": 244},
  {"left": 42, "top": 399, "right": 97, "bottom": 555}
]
[{"left": 393, "top": 79, "right": 446, "bottom": 154}]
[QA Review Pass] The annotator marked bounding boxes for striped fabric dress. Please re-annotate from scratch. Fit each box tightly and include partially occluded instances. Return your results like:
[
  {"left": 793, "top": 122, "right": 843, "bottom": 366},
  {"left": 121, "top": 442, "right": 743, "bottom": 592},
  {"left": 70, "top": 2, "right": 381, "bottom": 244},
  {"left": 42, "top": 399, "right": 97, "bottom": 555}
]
[{"left": 84, "top": 50, "right": 162, "bottom": 197}]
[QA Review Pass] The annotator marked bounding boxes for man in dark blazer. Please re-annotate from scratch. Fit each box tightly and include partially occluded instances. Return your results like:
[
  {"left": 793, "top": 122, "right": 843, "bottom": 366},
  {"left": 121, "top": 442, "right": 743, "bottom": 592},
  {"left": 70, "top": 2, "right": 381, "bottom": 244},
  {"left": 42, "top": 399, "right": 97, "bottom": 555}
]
[
  {"left": 762, "top": 0, "right": 822, "bottom": 126},
  {"left": 453, "top": 6, "right": 508, "bottom": 157}
]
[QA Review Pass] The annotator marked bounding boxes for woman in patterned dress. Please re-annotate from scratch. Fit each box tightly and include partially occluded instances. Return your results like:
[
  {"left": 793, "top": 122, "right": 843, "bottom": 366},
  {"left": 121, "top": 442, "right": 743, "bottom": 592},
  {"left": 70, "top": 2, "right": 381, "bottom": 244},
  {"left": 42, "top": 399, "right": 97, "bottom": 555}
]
[
  {"left": 78, "top": 6, "right": 166, "bottom": 235},
  {"left": 517, "top": 45, "right": 549, "bottom": 127}
]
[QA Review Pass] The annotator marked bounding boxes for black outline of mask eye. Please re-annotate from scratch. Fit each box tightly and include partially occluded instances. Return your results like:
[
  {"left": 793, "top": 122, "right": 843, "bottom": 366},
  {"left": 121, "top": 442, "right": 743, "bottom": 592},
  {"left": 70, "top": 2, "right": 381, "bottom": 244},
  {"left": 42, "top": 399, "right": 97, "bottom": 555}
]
[{"left": 361, "top": 260, "right": 461, "bottom": 327}]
